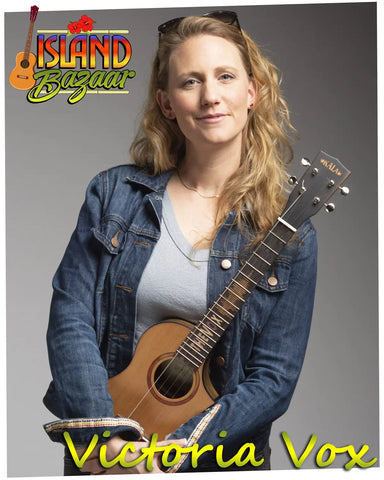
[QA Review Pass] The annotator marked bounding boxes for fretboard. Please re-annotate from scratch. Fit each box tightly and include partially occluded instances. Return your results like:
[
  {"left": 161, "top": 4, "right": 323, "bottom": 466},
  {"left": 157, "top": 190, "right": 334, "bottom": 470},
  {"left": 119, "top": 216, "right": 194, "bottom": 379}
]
[
  {"left": 175, "top": 217, "right": 296, "bottom": 369},
  {"left": 23, "top": 21, "right": 35, "bottom": 61}
]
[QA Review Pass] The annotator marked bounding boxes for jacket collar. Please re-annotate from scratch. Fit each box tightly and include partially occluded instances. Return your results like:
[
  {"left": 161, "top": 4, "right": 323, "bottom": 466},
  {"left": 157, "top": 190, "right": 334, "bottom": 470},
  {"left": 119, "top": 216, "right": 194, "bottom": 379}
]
[{"left": 125, "top": 166, "right": 176, "bottom": 193}]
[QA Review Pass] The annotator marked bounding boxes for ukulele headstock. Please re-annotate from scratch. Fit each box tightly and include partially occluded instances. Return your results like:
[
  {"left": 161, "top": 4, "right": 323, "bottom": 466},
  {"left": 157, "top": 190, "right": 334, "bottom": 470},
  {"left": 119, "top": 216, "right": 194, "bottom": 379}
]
[
  {"left": 283, "top": 151, "right": 351, "bottom": 229},
  {"left": 30, "top": 6, "right": 39, "bottom": 23}
]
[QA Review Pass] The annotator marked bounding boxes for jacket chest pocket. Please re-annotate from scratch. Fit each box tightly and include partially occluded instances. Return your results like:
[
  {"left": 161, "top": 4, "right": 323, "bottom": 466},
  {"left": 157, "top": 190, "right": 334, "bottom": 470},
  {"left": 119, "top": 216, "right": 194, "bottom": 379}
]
[
  {"left": 92, "top": 215, "right": 128, "bottom": 255},
  {"left": 242, "top": 258, "right": 292, "bottom": 333}
]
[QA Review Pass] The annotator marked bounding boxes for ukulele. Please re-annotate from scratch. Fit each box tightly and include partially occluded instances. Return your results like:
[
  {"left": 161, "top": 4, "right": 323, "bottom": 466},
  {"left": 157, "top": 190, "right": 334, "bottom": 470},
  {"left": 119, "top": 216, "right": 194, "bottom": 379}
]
[
  {"left": 108, "top": 150, "right": 351, "bottom": 440},
  {"left": 9, "top": 5, "right": 39, "bottom": 90}
]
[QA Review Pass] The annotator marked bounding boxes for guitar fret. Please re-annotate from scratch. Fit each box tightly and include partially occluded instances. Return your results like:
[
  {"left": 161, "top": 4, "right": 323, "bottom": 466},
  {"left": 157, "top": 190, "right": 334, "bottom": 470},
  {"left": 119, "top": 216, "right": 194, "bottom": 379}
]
[
  {"left": 177, "top": 344, "right": 204, "bottom": 364},
  {"left": 197, "top": 320, "right": 223, "bottom": 336},
  {"left": 176, "top": 349, "right": 200, "bottom": 368},
  {"left": 232, "top": 278, "right": 251, "bottom": 294},
  {"left": 187, "top": 332, "right": 210, "bottom": 354},
  {"left": 270, "top": 230, "right": 287, "bottom": 244},
  {"left": 214, "top": 303, "right": 235, "bottom": 318},
  {"left": 182, "top": 341, "right": 206, "bottom": 361},
  {"left": 254, "top": 252, "right": 271, "bottom": 266},
  {"left": 189, "top": 337, "right": 210, "bottom": 357},
  {"left": 225, "top": 285, "right": 245, "bottom": 301},
  {"left": 261, "top": 241, "right": 278, "bottom": 255},
  {"left": 245, "top": 260, "right": 264, "bottom": 276},
  {"left": 205, "top": 310, "right": 227, "bottom": 327},
  {"left": 238, "top": 271, "right": 257, "bottom": 287},
  {"left": 218, "top": 293, "right": 238, "bottom": 310}
]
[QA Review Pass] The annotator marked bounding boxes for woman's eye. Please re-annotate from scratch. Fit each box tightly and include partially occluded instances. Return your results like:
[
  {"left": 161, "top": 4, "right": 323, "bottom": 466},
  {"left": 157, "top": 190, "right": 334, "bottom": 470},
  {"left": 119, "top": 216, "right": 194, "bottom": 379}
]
[
  {"left": 220, "top": 73, "right": 234, "bottom": 81},
  {"left": 183, "top": 79, "right": 198, "bottom": 87}
]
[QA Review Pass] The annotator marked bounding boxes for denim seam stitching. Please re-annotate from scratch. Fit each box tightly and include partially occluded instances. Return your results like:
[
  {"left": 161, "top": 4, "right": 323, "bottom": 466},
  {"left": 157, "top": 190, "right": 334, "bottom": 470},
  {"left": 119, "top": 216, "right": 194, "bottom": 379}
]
[{"left": 166, "top": 404, "right": 221, "bottom": 473}]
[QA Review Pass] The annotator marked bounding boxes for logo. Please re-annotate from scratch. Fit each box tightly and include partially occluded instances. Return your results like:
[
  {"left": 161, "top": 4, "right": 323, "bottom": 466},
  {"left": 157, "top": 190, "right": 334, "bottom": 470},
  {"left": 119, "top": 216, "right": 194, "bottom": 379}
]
[
  {"left": 9, "top": 10, "right": 136, "bottom": 104},
  {"left": 320, "top": 158, "right": 342, "bottom": 176}
]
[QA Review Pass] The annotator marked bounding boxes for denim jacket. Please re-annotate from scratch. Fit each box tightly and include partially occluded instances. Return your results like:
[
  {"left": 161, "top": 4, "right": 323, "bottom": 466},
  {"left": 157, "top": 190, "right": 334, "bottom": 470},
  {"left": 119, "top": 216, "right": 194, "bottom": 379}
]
[{"left": 43, "top": 164, "right": 317, "bottom": 472}]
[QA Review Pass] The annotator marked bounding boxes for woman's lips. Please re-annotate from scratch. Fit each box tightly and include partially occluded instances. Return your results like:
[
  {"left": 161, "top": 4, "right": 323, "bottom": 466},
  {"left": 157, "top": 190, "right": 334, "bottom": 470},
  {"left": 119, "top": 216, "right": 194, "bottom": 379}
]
[{"left": 196, "top": 113, "right": 228, "bottom": 124}]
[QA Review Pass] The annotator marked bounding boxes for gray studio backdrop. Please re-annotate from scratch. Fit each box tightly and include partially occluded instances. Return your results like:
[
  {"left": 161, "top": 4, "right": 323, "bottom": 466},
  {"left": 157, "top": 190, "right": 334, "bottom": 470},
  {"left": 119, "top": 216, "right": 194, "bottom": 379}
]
[{"left": 5, "top": 3, "right": 378, "bottom": 477}]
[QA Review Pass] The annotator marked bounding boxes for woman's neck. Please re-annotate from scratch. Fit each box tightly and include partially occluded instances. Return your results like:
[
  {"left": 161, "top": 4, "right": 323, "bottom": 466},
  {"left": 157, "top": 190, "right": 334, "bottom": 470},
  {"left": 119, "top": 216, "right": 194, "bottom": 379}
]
[{"left": 180, "top": 141, "right": 242, "bottom": 195}]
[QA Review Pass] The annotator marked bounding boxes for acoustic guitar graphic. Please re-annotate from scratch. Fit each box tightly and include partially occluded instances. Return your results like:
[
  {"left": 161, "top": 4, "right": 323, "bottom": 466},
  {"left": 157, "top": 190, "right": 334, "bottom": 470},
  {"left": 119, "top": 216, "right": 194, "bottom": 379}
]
[{"left": 9, "top": 6, "right": 39, "bottom": 90}]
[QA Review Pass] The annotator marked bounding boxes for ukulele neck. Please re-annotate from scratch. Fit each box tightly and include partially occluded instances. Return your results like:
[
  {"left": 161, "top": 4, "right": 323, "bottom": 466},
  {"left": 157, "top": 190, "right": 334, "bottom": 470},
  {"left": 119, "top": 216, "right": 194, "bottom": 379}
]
[
  {"left": 176, "top": 218, "right": 296, "bottom": 369},
  {"left": 23, "top": 20, "right": 35, "bottom": 61}
]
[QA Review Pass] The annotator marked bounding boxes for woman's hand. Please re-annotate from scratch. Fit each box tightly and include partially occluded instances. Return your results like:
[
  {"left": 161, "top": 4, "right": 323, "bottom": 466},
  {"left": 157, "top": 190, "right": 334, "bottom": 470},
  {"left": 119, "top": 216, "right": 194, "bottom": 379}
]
[{"left": 79, "top": 435, "right": 187, "bottom": 475}]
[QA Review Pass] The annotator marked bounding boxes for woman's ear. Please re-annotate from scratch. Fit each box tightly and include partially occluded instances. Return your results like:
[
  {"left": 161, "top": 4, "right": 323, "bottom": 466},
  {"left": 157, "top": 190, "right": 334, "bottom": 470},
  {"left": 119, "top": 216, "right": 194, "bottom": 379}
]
[
  {"left": 156, "top": 89, "right": 176, "bottom": 119},
  {"left": 248, "top": 79, "right": 257, "bottom": 110}
]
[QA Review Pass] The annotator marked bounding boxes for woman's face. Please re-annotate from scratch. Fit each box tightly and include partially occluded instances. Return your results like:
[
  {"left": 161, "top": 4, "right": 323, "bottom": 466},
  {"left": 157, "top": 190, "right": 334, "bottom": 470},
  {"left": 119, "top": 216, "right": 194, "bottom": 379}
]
[{"left": 157, "top": 34, "right": 256, "bottom": 153}]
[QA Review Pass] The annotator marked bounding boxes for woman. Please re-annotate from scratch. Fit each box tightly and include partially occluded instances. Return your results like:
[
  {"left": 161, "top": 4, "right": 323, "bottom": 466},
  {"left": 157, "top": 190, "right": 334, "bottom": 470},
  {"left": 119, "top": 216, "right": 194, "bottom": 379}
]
[{"left": 43, "top": 11, "right": 317, "bottom": 475}]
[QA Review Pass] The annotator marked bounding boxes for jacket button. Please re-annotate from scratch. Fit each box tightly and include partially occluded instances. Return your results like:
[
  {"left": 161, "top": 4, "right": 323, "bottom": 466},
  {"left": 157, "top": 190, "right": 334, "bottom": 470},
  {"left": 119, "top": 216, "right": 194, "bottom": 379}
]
[
  {"left": 216, "top": 356, "right": 225, "bottom": 366},
  {"left": 221, "top": 259, "right": 232, "bottom": 270},
  {"left": 267, "top": 275, "right": 278, "bottom": 286},
  {"left": 111, "top": 231, "right": 119, "bottom": 248}
]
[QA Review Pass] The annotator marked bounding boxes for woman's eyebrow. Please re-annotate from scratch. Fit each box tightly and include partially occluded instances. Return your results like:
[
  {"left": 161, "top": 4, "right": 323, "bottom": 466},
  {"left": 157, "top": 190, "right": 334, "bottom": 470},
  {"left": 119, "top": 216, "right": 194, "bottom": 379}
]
[{"left": 175, "top": 65, "right": 240, "bottom": 78}]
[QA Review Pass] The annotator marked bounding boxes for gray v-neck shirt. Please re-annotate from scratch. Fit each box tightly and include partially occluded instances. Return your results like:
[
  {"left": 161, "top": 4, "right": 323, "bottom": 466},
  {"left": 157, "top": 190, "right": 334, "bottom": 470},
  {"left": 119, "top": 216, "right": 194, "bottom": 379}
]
[{"left": 134, "top": 189, "right": 209, "bottom": 349}]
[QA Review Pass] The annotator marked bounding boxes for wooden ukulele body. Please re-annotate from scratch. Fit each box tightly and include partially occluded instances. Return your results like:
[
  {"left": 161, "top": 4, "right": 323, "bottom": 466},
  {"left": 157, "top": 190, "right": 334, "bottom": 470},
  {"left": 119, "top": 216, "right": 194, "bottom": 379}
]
[
  {"left": 108, "top": 318, "right": 218, "bottom": 440},
  {"left": 9, "top": 51, "right": 37, "bottom": 90},
  {"left": 9, "top": 7, "right": 39, "bottom": 91}
]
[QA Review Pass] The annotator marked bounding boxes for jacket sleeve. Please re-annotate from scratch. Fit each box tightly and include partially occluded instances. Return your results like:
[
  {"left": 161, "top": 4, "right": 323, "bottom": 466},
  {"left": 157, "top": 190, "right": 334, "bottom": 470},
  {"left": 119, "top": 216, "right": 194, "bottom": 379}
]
[
  {"left": 43, "top": 171, "right": 143, "bottom": 445},
  {"left": 169, "top": 222, "right": 317, "bottom": 472}
]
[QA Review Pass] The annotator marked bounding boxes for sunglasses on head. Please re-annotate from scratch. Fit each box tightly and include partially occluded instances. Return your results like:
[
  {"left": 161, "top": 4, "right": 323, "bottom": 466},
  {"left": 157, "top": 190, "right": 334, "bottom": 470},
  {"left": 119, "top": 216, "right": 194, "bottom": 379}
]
[{"left": 158, "top": 10, "right": 242, "bottom": 40}]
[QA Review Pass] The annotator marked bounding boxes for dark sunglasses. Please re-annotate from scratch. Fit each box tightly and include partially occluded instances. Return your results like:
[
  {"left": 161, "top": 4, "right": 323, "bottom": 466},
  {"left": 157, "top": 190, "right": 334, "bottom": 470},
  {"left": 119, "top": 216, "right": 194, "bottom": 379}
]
[{"left": 158, "top": 10, "right": 242, "bottom": 40}]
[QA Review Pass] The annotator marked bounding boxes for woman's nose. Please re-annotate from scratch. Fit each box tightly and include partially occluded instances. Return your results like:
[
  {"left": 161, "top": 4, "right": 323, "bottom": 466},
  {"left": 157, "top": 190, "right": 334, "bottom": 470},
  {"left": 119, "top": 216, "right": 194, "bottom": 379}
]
[{"left": 200, "top": 80, "right": 220, "bottom": 106}]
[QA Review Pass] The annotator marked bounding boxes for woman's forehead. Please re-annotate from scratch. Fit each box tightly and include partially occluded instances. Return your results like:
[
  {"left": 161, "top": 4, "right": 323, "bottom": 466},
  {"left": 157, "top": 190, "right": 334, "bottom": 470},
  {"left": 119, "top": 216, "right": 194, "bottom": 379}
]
[{"left": 168, "top": 34, "right": 245, "bottom": 71}]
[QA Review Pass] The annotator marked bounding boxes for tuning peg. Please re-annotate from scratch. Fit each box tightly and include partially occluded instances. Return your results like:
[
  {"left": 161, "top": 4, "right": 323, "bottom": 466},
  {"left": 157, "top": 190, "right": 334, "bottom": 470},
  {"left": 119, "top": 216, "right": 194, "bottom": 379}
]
[
  {"left": 325, "top": 203, "right": 336, "bottom": 213},
  {"left": 339, "top": 186, "right": 350, "bottom": 196},
  {"left": 288, "top": 175, "right": 298, "bottom": 185},
  {"left": 301, "top": 157, "right": 311, "bottom": 167}
]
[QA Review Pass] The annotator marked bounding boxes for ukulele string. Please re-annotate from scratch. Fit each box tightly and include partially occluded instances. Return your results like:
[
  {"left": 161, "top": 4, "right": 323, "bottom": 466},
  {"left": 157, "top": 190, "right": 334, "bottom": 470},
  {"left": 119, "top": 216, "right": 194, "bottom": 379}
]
[
  {"left": 128, "top": 320, "right": 213, "bottom": 418},
  {"left": 126, "top": 357, "right": 178, "bottom": 418},
  {"left": 147, "top": 340, "right": 201, "bottom": 401},
  {"left": 156, "top": 353, "right": 198, "bottom": 400},
  {"left": 126, "top": 349, "right": 198, "bottom": 419},
  {"left": 149, "top": 319, "right": 218, "bottom": 402},
  {"left": 156, "top": 319, "right": 221, "bottom": 401},
  {"left": 127, "top": 357, "right": 196, "bottom": 439},
  {"left": 254, "top": 181, "right": 309, "bottom": 253},
  {"left": 281, "top": 180, "right": 308, "bottom": 219}
]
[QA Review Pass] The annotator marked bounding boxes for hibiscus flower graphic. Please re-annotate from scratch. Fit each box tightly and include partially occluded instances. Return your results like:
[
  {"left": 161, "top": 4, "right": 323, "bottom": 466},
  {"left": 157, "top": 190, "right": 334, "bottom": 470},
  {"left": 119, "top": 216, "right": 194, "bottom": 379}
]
[
  {"left": 79, "top": 15, "right": 95, "bottom": 33},
  {"left": 67, "top": 21, "right": 82, "bottom": 34},
  {"left": 67, "top": 15, "right": 95, "bottom": 35}
]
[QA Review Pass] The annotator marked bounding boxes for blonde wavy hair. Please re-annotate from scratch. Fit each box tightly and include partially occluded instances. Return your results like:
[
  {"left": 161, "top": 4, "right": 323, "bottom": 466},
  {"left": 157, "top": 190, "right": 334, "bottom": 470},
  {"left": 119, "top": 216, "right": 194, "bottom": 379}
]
[{"left": 130, "top": 15, "right": 296, "bottom": 246}]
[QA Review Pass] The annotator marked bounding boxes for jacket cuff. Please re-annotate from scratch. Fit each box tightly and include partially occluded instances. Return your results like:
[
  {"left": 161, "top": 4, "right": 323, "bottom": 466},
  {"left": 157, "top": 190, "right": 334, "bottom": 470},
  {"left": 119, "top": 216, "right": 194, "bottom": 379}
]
[
  {"left": 167, "top": 404, "right": 221, "bottom": 473},
  {"left": 44, "top": 417, "right": 144, "bottom": 446}
]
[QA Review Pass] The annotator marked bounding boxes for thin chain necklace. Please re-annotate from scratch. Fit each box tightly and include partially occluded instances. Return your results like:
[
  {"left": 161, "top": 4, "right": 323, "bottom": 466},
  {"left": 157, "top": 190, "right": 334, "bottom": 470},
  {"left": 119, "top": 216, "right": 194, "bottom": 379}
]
[{"left": 177, "top": 169, "right": 221, "bottom": 199}]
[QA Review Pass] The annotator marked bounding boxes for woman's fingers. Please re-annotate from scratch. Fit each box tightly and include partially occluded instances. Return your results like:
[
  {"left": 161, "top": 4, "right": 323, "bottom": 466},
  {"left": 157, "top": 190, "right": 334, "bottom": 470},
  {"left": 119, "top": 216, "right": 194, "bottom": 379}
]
[
  {"left": 156, "top": 438, "right": 187, "bottom": 448},
  {"left": 79, "top": 437, "right": 188, "bottom": 474},
  {"left": 80, "top": 457, "right": 105, "bottom": 474}
]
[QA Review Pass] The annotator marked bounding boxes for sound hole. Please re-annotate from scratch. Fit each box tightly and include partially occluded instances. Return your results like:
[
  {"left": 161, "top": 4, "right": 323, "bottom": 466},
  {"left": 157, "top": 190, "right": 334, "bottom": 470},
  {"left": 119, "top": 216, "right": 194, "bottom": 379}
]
[
  {"left": 154, "top": 357, "right": 194, "bottom": 399},
  {"left": 21, "top": 59, "right": 30, "bottom": 68}
]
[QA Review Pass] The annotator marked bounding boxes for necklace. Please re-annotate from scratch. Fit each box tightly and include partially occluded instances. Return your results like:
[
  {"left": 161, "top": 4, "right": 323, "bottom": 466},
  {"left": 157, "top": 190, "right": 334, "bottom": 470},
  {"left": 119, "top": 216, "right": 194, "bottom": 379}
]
[{"left": 177, "top": 169, "right": 221, "bottom": 199}]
